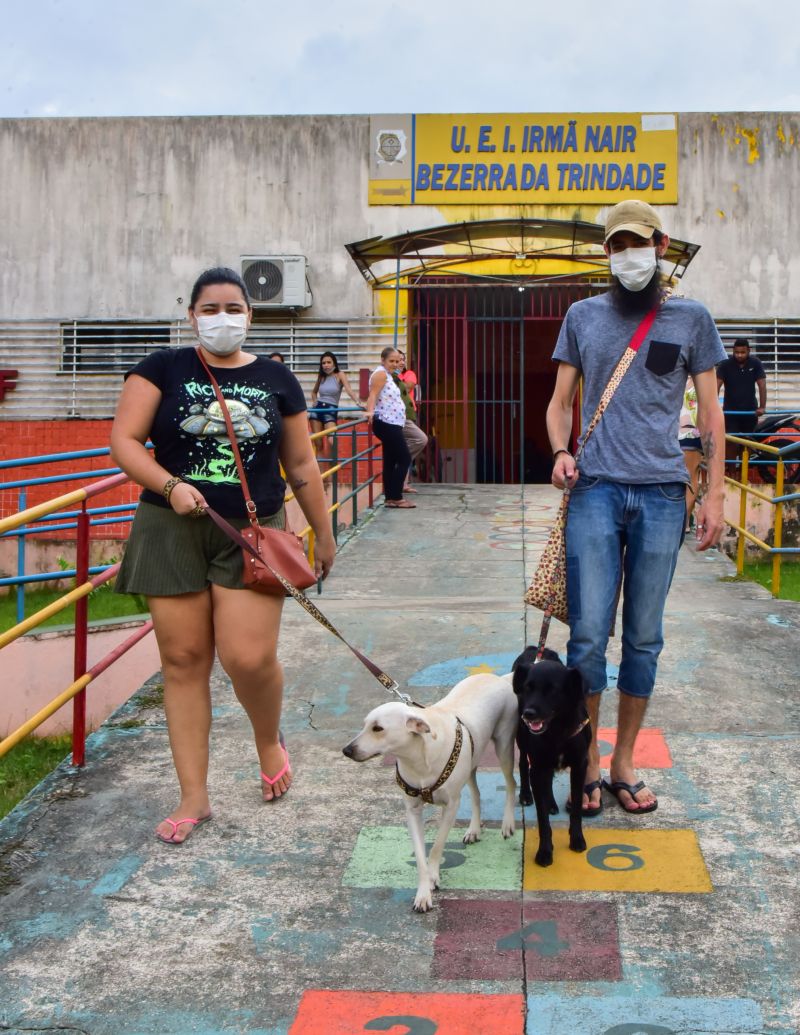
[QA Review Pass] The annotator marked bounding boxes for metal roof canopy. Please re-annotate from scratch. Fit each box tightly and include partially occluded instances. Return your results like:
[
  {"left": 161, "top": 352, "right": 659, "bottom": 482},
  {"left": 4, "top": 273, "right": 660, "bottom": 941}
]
[{"left": 346, "top": 217, "right": 700, "bottom": 289}]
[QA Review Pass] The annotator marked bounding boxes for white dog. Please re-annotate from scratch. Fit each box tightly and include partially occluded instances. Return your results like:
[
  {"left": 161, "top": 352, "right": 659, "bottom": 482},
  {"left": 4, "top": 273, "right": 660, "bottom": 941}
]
[{"left": 342, "top": 672, "right": 518, "bottom": 912}]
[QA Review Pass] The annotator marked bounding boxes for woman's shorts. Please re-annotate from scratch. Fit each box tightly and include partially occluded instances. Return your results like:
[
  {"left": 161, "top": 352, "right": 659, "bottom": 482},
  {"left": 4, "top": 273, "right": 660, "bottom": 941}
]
[
  {"left": 114, "top": 500, "right": 286, "bottom": 597},
  {"left": 310, "top": 401, "right": 338, "bottom": 425},
  {"left": 680, "top": 435, "right": 703, "bottom": 452}
]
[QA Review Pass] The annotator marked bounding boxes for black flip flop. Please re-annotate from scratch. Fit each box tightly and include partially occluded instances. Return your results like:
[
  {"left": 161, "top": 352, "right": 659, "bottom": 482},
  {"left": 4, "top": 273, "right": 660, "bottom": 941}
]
[
  {"left": 602, "top": 778, "right": 658, "bottom": 814},
  {"left": 566, "top": 778, "right": 603, "bottom": 818}
]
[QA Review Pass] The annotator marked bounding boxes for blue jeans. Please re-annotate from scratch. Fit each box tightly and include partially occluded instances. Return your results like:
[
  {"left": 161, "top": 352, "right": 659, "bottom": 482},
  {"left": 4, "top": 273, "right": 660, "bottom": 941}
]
[{"left": 565, "top": 476, "right": 686, "bottom": 699}]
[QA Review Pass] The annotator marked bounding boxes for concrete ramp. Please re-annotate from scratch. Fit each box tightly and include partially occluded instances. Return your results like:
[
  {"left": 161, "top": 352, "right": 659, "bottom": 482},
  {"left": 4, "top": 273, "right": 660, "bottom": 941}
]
[{"left": 1, "top": 485, "right": 798, "bottom": 1034}]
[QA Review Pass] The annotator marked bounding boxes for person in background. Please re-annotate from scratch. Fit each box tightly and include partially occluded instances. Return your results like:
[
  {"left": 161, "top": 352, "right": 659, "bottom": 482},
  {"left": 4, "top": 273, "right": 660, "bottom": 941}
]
[
  {"left": 111, "top": 267, "right": 335, "bottom": 844},
  {"left": 679, "top": 376, "right": 705, "bottom": 533},
  {"left": 309, "top": 351, "right": 362, "bottom": 459},
  {"left": 546, "top": 200, "right": 726, "bottom": 818},
  {"left": 716, "top": 338, "right": 767, "bottom": 465},
  {"left": 269, "top": 351, "right": 286, "bottom": 364},
  {"left": 366, "top": 347, "right": 414, "bottom": 509},
  {"left": 396, "top": 349, "right": 428, "bottom": 493}
]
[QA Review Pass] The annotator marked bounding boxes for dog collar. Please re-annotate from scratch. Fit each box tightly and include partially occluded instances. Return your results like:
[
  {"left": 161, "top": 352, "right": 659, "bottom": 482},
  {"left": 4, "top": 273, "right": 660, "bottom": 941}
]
[
  {"left": 572, "top": 717, "right": 590, "bottom": 738},
  {"left": 396, "top": 717, "right": 475, "bottom": 804}
]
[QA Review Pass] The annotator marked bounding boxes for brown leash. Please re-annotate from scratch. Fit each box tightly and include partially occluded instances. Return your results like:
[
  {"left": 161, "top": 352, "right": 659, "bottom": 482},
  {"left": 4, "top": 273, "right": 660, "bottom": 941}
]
[{"left": 194, "top": 348, "right": 407, "bottom": 702}]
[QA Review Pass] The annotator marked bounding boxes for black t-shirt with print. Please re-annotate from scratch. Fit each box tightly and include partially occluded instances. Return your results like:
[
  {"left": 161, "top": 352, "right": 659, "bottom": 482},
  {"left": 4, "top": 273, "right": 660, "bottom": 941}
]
[{"left": 126, "top": 347, "right": 307, "bottom": 518}]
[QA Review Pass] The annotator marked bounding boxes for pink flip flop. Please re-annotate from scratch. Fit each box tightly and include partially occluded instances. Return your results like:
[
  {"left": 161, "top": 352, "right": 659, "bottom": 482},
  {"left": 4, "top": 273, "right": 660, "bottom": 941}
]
[
  {"left": 261, "top": 733, "right": 291, "bottom": 801},
  {"left": 155, "top": 813, "right": 211, "bottom": 845}
]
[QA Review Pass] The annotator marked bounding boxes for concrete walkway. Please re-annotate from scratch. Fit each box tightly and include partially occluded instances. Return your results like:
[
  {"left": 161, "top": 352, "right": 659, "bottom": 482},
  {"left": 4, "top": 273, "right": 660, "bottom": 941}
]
[{"left": 1, "top": 485, "right": 798, "bottom": 1035}]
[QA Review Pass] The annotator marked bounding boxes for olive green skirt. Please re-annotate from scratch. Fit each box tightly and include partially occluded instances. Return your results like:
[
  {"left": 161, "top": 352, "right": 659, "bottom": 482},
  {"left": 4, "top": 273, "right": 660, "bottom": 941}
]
[{"left": 115, "top": 500, "right": 287, "bottom": 597}]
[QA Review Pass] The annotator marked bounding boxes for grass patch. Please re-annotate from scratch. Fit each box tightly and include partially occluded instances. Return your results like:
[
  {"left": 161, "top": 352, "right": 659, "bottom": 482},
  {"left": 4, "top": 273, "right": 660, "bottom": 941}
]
[
  {"left": 722, "top": 559, "right": 800, "bottom": 601},
  {"left": 0, "top": 581, "right": 148, "bottom": 634},
  {"left": 0, "top": 734, "right": 72, "bottom": 820}
]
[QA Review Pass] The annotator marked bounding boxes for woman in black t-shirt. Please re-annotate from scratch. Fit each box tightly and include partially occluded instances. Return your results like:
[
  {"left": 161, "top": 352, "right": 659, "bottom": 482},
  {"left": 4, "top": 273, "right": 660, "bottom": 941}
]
[{"left": 111, "top": 267, "right": 335, "bottom": 845}]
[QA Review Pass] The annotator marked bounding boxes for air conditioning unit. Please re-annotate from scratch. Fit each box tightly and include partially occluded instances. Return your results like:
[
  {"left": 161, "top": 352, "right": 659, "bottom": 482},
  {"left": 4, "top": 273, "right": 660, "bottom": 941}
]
[{"left": 241, "top": 255, "right": 312, "bottom": 309}]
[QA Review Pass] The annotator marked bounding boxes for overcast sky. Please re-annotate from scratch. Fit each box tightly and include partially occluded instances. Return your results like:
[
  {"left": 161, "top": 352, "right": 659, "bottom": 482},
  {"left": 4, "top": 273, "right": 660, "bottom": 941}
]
[{"left": 2, "top": 0, "right": 798, "bottom": 118}]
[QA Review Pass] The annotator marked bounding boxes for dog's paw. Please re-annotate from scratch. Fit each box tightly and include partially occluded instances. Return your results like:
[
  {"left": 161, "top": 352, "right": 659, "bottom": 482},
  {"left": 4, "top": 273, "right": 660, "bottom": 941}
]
[
  {"left": 548, "top": 799, "right": 559, "bottom": 816},
  {"left": 535, "top": 847, "right": 554, "bottom": 867},
  {"left": 462, "top": 828, "right": 481, "bottom": 845},
  {"left": 501, "top": 820, "right": 515, "bottom": 839},
  {"left": 519, "top": 790, "right": 533, "bottom": 807},
  {"left": 413, "top": 891, "right": 434, "bottom": 913},
  {"left": 569, "top": 834, "right": 587, "bottom": 854}
]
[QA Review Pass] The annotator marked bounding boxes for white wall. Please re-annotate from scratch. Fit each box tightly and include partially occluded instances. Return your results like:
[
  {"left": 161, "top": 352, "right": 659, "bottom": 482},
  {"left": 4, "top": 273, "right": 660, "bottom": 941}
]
[{"left": 0, "top": 112, "right": 798, "bottom": 321}]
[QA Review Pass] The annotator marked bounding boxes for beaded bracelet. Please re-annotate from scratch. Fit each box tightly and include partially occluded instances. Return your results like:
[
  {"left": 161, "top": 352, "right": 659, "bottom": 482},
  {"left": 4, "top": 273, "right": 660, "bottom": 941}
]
[{"left": 162, "top": 476, "right": 184, "bottom": 502}]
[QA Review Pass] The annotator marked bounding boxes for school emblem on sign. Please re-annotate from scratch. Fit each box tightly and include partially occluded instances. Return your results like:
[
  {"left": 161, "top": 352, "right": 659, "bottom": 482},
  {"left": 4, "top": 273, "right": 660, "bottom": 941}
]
[{"left": 376, "top": 129, "right": 407, "bottom": 164}]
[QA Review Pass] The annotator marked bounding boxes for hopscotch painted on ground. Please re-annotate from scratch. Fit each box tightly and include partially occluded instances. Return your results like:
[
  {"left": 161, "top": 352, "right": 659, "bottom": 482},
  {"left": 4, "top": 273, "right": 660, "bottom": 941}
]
[
  {"left": 486, "top": 493, "right": 555, "bottom": 552},
  {"left": 288, "top": 651, "right": 766, "bottom": 1034}
]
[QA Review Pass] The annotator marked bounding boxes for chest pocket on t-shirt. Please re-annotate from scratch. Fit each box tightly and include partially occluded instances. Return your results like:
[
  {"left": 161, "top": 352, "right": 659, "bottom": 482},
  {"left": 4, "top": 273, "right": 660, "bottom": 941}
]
[{"left": 645, "top": 339, "right": 681, "bottom": 376}]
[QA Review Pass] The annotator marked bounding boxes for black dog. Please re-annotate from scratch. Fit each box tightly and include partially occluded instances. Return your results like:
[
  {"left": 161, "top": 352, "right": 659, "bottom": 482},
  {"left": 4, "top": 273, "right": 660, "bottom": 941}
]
[{"left": 512, "top": 646, "right": 591, "bottom": 867}]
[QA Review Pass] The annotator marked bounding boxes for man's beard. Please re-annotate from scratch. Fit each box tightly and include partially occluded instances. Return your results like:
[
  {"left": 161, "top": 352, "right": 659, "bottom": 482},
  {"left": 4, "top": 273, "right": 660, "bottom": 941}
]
[{"left": 610, "top": 269, "right": 665, "bottom": 315}]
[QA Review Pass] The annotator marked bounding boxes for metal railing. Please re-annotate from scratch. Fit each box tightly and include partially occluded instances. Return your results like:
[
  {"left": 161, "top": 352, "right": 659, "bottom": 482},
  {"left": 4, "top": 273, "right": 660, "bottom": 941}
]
[
  {"left": 0, "top": 415, "right": 380, "bottom": 765},
  {"left": 723, "top": 433, "right": 800, "bottom": 596}
]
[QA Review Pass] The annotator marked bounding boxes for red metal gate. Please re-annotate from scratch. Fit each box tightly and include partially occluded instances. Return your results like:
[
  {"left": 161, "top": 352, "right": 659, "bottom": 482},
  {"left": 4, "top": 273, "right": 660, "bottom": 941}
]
[{"left": 410, "top": 279, "right": 603, "bottom": 484}]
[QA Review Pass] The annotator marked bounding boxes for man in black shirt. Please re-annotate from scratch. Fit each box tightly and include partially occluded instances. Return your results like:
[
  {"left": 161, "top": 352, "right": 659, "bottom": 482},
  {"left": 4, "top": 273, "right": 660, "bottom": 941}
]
[{"left": 717, "top": 338, "right": 767, "bottom": 462}]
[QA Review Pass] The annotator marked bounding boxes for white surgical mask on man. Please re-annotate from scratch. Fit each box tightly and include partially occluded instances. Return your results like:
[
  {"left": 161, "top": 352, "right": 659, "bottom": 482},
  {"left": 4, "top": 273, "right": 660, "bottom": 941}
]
[
  {"left": 609, "top": 247, "right": 658, "bottom": 292},
  {"left": 196, "top": 312, "right": 248, "bottom": 355}
]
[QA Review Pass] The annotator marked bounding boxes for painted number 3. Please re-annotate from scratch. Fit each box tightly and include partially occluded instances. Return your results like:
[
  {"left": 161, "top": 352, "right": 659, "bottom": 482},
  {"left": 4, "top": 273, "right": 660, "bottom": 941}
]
[
  {"left": 364, "top": 1017, "right": 438, "bottom": 1034},
  {"left": 587, "top": 843, "right": 645, "bottom": 871}
]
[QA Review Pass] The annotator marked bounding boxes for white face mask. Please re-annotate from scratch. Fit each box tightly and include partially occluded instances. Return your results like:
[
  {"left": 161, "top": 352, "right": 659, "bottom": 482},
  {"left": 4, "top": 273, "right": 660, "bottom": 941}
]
[
  {"left": 609, "top": 246, "right": 658, "bottom": 292},
  {"left": 196, "top": 312, "right": 248, "bottom": 355}
]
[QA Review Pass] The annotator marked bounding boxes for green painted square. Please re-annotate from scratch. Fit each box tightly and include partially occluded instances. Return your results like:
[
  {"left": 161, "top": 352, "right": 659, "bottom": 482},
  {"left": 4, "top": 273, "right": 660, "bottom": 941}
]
[{"left": 342, "top": 825, "right": 522, "bottom": 890}]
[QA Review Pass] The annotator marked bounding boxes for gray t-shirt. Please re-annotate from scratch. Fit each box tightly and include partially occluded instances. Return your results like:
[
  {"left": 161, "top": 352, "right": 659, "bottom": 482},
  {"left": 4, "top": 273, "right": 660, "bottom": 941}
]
[{"left": 552, "top": 293, "right": 726, "bottom": 484}]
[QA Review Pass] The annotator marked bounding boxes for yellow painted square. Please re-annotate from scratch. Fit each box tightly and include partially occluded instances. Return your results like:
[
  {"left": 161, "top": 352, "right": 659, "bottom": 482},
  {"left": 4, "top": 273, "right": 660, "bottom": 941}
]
[{"left": 523, "top": 827, "right": 713, "bottom": 893}]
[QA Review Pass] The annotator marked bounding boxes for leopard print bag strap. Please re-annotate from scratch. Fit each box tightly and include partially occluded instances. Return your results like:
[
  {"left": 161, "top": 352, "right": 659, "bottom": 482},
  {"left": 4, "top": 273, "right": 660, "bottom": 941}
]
[{"left": 525, "top": 305, "right": 660, "bottom": 637}]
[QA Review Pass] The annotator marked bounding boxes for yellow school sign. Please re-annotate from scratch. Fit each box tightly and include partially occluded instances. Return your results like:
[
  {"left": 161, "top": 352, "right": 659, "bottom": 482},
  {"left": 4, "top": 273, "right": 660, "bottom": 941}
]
[{"left": 369, "top": 113, "right": 678, "bottom": 205}]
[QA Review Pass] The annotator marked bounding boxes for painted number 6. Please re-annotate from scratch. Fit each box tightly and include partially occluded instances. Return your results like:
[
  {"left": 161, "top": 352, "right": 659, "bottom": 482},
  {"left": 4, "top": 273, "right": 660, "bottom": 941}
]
[
  {"left": 587, "top": 843, "right": 645, "bottom": 871},
  {"left": 364, "top": 1016, "right": 438, "bottom": 1034}
]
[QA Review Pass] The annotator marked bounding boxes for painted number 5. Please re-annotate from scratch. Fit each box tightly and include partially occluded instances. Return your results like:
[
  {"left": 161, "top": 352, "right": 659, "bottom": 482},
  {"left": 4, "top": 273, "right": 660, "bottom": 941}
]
[
  {"left": 587, "top": 843, "right": 645, "bottom": 871},
  {"left": 364, "top": 1016, "right": 438, "bottom": 1034}
]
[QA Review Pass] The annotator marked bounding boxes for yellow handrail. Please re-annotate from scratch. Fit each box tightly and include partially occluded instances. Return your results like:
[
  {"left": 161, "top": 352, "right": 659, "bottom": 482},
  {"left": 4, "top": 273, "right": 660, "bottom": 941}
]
[
  {"left": 1, "top": 417, "right": 377, "bottom": 758},
  {"left": 723, "top": 433, "right": 797, "bottom": 597}
]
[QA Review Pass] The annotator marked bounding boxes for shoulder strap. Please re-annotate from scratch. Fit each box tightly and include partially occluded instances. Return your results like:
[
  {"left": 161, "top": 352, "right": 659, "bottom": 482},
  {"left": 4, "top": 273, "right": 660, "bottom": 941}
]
[
  {"left": 195, "top": 347, "right": 259, "bottom": 530},
  {"left": 536, "top": 305, "right": 660, "bottom": 659},
  {"left": 574, "top": 305, "right": 659, "bottom": 461}
]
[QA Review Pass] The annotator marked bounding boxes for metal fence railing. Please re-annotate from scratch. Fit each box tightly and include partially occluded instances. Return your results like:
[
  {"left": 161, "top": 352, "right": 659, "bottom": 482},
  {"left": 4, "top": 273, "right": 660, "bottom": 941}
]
[
  {"left": 722, "top": 430, "right": 800, "bottom": 596},
  {"left": 0, "top": 416, "right": 381, "bottom": 765}
]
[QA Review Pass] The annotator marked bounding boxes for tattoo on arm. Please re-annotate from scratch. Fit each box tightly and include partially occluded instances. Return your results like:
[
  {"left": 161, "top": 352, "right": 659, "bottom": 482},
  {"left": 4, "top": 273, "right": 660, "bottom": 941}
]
[
  {"left": 291, "top": 478, "right": 309, "bottom": 491},
  {"left": 702, "top": 432, "right": 715, "bottom": 460}
]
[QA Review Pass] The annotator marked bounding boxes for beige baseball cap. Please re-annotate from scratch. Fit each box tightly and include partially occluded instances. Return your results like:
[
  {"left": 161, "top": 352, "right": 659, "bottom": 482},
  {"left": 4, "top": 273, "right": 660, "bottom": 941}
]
[{"left": 604, "top": 200, "right": 662, "bottom": 243}]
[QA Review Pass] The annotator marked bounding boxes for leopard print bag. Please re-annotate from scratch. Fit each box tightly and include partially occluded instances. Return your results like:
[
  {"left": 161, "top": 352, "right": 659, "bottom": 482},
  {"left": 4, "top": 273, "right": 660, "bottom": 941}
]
[
  {"left": 524, "top": 305, "right": 660, "bottom": 627},
  {"left": 524, "top": 490, "right": 570, "bottom": 623}
]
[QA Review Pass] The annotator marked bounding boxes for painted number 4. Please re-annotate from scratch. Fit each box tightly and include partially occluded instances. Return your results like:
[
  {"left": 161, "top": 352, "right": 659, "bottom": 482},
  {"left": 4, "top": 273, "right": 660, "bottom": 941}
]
[{"left": 496, "top": 919, "right": 569, "bottom": 957}]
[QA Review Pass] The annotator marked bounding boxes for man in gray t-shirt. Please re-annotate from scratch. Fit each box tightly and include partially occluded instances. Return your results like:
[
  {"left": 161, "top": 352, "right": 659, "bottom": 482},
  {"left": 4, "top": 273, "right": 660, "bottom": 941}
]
[{"left": 545, "top": 199, "right": 726, "bottom": 819}]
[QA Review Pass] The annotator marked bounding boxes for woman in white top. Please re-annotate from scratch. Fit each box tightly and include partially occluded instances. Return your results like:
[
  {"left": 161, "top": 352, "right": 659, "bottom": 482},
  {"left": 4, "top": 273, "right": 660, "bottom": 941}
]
[
  {"left": 309, "top": 351, "right": 361, "bottom": 459},
  {"left": 365, "top": 347, "right": 415, "bottom": 508}
]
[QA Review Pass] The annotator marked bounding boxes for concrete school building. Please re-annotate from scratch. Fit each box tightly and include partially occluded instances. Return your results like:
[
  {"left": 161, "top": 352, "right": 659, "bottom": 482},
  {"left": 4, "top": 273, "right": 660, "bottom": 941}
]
[{"left": 0, "top": 110, "right": 799, "bottom": 487}]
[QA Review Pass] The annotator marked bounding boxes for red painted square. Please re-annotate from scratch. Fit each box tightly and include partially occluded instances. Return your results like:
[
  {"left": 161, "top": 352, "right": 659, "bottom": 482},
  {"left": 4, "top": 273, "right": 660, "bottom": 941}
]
[
  {"left": 432, "top": 899, "right": 620, "bottom": 982},
  {"left": 597, "top": 727, "right": 672, "bottom": 768},
  {"left": 289, "top": 990, "right": 524, "bottom": 1034}
]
